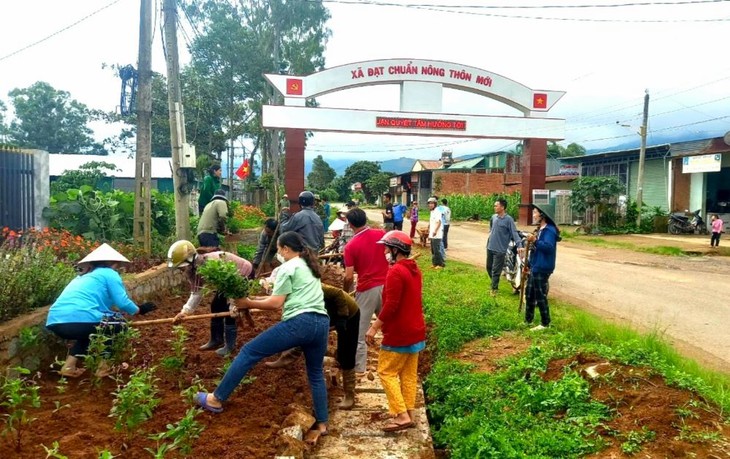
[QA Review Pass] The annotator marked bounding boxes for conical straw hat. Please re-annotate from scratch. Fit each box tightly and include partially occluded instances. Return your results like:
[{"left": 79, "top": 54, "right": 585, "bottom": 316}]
[{"left": 77, "top": 243, "right": 130, "bottom": 265}]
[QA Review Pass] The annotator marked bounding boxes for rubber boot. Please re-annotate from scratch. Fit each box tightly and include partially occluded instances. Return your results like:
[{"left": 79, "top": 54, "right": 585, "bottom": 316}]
[
  {"left": 264, "top": 348, "right": 302, "bottom": 368},
  {"left": 216, "top": 324, "right": 237, "bottom": 357},
  {"left": 338, "top": 369, "right": 356, "bottom": 410},
  {"left": 199, "top": 318, "right": 224, "bottom": 351}
]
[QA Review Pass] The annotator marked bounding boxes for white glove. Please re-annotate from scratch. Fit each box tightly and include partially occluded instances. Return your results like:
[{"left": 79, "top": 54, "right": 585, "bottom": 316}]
[{"left": 228, "top": 299, "right": 238, "bottom": 316}]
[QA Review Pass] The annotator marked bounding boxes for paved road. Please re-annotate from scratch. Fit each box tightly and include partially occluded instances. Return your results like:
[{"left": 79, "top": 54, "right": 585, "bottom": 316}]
[{"left": 363, "top": 209, "right": 730, "bottom": 374}]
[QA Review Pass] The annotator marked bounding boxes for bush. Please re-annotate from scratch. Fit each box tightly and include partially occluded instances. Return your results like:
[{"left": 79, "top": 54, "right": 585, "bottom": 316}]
[
  {"left": 442, "top": 192, "right": 521, "bottom": 221},
  {"left": 228, "top": 202, "right": 267, "bottom": 231},
  {"left": 0, "top": 241, "right": 75, "bottom": 323}
]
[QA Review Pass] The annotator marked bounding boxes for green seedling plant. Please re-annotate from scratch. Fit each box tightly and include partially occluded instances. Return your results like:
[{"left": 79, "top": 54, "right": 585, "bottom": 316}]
[
  {"left": 84, "top": 328, "right": 110, "bottom": 387},
  {"left": 621, "top": 427, "right": 656, "bottom": 454},
  {"left": 109, "top": 367, "right": 160, "bottom": 439},
  {"left": 0, "top": 367, "right": 41, "bottom": 452},
  {"left": 52, "top": 400, "right": 71, "bottom": 414},
  {"left": 180, "top": 375, "right": 206, "bottom": 404},
  {"left": 197, "top": 256, "right": 250, "bottom": 298},
  {"left": 145, "top": 407, "right": 204, "bottom": 458},
  {"left": 108, "top": 325, "right": 140, "bottom": 366},
  {"left": 42, "top": 441, "right": 68, "bottom": 458},
  {"left": 160, "top": 326, "right": 188, "bottom": 374},
  {"left": 97, "top": 449, "right": 118, "bottom": 458}
]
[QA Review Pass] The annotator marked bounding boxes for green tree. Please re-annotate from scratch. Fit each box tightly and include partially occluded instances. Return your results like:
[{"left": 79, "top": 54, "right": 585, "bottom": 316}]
[
  {"left": 343, "top": 161, "right": 381, "bottom": 203},
  {"left": 329, "top": 176, "right": 351, "bottom": 202},
  {"left": 548, "top": 141, "right": 586, "bottom": 159},
  {"left": 307, "top": 155, "right": 336, "bottom": 191},
  {"left": 50, "top": 161, "right": 118, "bottom": 194},
  {"left": 7, "top": 81, "right": 100, "bottom": 153},
  {"left": 569, "top": 176, "right": 625, "bottom": 227},
  {"left": 0, "top": 100, "right": 8, "bottom": 142},
  {"left": 365, "top": 172, "right": 392, "bottom": 203}
]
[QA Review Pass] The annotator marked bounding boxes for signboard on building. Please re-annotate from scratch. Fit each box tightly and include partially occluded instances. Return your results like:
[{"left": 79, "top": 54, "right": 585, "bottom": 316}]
[
  {"left": 389, "top": 177, "right": 398, "bottom": 187},
  {"left": 532, "top": 189, "right": 550, "bottom": 205},
  {"left": 682, "top": 154, "right": 721, "bottom": 173},
  {"left": 558, "top": 164, "right": 580, "bottom": 176}
]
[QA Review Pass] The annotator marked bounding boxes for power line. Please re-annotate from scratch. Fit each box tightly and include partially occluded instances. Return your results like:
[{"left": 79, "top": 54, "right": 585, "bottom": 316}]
[
  {"left": 311, "top": 0, "right": 730, "bottom": 22},
  {"left": 315, "top": 0, "right": 730, "bottom": 9},
  {"left": 0, "top": 0, "right": 126, "bottom": 63}
]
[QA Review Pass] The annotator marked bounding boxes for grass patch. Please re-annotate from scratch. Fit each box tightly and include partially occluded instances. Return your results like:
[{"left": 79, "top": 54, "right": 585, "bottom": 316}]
[
  {"left": 566, "top": 236, "right": 692, "bottom": 257},
  {"left": 420, "top": 258, "right": 730, "bottom": 458}
]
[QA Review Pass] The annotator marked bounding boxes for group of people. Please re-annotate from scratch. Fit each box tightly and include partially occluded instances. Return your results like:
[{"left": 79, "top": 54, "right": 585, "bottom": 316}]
[
  {"left": 45, "top": 182, "right": 561, "bottom": 446},
  {"left": 45, "top": 188, "right": 427, "bottom": 443}
]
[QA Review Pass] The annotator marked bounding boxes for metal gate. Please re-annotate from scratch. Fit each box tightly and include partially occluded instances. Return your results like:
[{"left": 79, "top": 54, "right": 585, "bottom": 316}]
[
  {"left": 0, "top": 147, "right": 36, "bottom": 230},
  {"left": 553, "top": 193, "right": 574, "bottom": 225}
]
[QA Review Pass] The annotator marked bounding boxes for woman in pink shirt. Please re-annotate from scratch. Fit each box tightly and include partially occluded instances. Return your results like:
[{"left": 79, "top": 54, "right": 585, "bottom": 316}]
[{"left": 710, "top": 214, "right": 724, "bottom": 248}]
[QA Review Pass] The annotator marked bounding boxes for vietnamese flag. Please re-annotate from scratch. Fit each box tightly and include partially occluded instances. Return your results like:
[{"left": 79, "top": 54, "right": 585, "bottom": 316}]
[
  {"left": 286, "top": 78, "right": 303, "bottom": 95},
  {"left": 533, "top": 93, "right": 548, "bottom": 109},
  {"left": 235, "top": 159, "right": 250, "bottom": 180}
]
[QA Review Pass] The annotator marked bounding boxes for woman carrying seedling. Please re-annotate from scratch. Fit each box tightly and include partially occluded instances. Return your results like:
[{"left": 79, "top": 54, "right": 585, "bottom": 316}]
[
  {"left": 168, "top": 241, "right": 253, "bottom": 357},
  {"left": 46, "top": 244, "right": 157, "bottom": 378},
  {"left": 193, "top": 231, "right": 330, "bottom": 445},
  {"left": 366, "top": 230, "right": 426, "bottom": 432}
]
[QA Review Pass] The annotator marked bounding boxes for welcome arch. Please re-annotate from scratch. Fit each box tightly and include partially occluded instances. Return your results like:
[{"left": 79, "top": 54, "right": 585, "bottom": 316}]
[{"left": 262, "top": 58, "right": 566, "bottom": 224}]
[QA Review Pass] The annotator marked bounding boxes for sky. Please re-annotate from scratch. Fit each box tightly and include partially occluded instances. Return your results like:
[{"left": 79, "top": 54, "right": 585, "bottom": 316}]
[{"left": 1, "top": 0, "right": 730, "bottom": 165}]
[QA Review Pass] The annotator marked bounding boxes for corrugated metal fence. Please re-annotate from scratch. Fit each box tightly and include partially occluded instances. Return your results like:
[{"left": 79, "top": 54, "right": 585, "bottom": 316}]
[{"left": 0, "top": 147, "right": 36, "bottom": 230}]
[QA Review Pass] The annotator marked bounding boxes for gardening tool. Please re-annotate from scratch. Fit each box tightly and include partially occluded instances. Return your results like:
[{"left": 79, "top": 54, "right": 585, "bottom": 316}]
[
  {"left": 517, "top": 238, "right": 533, "bottom": 314},
  {"left": 132, "top": 310, "right": 255, "bottom": 327},
  {"left": 254, "top": 220, "right": 281, "bottom": 279}
]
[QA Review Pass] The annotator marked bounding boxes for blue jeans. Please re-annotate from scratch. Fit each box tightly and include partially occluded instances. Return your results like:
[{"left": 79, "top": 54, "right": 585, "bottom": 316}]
[{"left": 214, "top": 312, "right": 330, "bottom": 423}]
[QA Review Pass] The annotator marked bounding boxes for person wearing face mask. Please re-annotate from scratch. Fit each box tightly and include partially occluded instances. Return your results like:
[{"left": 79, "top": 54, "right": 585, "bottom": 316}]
[
  {"left": 168, "top": 241, "right": 253, "bottom": 356},
  {"left": 192, "top": 231, "right": 330, "bottom": 446},
  {"left": 365, "top": 230, "right": 425, "bottom": 432}
]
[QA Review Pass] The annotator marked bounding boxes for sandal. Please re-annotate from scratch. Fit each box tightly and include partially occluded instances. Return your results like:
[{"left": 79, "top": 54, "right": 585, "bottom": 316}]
[
  {"left": 196, "top": 392, "right": 223, "bottom": 414},
  {"left": 304, "top": 423, "right": 329, "bottom": 446},
  {"left": 58, "top": 367, "right": 85, "bottom": 378},
  {"left": 382, "top": 420, "right": 415, "bottom": 432}
]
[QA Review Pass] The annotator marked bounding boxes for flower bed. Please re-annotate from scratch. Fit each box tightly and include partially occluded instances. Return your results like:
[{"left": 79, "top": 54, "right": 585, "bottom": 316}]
[{"left": 0, "top": 292, "right": 336, "bottom": 458}]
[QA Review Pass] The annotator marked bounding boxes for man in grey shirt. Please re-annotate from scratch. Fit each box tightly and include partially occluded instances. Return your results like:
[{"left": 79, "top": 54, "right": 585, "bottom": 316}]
[
  {"left": 279, "top": 191, "right": 325, "bottom": 250},
  {"left": 486, "top": 198, "right": 523, "bottom": 296}
]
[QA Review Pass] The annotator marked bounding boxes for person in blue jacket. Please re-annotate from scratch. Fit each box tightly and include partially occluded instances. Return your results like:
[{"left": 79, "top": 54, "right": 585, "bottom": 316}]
[
  {"left": 46, "top": 243, "right": 156, "bottom": 378},
  {"left": 524, "top": 204, "right": 560, "bottom": 331}
]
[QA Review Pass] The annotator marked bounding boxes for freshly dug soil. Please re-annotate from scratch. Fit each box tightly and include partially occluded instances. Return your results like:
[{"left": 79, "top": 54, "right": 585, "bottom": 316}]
[{"left": 0, "top": 291, "right": 341, "bottom": 458}]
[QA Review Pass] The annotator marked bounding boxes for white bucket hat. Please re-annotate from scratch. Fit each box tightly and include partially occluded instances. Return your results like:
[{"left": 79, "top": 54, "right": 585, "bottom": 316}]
[{"left": 77, "top": 243, "right": 130, "bottom": 266}]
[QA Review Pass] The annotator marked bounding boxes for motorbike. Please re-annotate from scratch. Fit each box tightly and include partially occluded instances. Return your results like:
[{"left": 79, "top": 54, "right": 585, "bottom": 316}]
[
  {"left": 668, "top": 209, "right": 707, "bottom": 235},
  {"left": 503, "top": 230, "right": 530, "bottom": 294}
]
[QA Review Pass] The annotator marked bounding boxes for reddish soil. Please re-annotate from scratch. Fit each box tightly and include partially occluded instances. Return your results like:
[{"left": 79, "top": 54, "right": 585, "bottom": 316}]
[
  {"left": 0, "top": 291, "right": 342, "bottom": 458},
  {"left": 455, "top": 335, "right": 730, "bottom": 458}
]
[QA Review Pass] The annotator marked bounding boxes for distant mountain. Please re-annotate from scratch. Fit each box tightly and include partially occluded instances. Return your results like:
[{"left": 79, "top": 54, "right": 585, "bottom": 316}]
[
  {"left": 586, "top": 130, "right": 727, "bottom": 155},
  {"left": 304, "top": 153, "right": 484, "bottom": 177}
]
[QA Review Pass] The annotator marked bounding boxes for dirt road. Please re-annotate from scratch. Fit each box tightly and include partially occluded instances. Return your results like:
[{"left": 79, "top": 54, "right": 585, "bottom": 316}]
[{"left": 364, "top": 209, "right": 730, "bottom": 374}]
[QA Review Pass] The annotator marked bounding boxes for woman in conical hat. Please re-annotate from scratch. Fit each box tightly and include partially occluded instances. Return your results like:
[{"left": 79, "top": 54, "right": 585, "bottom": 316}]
[{"left": 46, "top": 244, "right": 156, "bottom": 378}]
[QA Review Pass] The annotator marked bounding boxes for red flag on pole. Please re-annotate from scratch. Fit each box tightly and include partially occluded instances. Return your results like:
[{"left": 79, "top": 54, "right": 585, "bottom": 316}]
[{"left": 235, "top": 159, "right": 250, "bottom": 180}]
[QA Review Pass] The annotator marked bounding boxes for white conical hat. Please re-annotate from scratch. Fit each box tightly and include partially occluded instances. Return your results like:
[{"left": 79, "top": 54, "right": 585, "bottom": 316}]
[
  {"left": 329, "top": 218, "right": 345, "bottom": 232},
  {"left": 77, "top": 243, "right": 130, "bottom": 265}
]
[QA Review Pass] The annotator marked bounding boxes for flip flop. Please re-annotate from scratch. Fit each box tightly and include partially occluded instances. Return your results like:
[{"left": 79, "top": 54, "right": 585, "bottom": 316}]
[
  {"left": 58, "top": 367, "right": 86, "bottom": 378},
  {"left": 196, "top": 392, "right": 223, "bottom": 414},
  {"left": 304, "top": 426, "right": 329, "bottom": 446},
  {"left": 382, "top": 420, "right": 415, "bottom": 432}
]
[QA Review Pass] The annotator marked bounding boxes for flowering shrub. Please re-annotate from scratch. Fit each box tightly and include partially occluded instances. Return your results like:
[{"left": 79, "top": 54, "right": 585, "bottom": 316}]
[
  {"left": 228, "top": 202, "right": 267, "bottom": 233},
  {"left": 0, "top": 240, "right": 75, "bottom": 323}
]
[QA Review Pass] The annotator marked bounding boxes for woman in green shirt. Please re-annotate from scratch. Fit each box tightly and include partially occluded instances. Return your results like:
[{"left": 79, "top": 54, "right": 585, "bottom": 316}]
[
  {"left": 198, "top": 164, "right": 222, "bottom": 213},
  {"left": 194, "top": 231, "right": 330, "bottom": 443}
]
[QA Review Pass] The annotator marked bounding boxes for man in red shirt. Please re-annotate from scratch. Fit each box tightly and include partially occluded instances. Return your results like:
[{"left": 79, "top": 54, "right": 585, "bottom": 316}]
[{"left": 344, "top": 208, "right": 389, "bottom": 373}]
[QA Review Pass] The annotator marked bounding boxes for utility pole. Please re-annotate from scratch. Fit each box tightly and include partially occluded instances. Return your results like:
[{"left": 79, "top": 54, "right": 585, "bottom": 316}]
[
  {"left": 635, "top": 90, "right": 650, "bottom": 227},
  {"left": 163, "top": 0, "right": 191, "bottom": 240},
  {"left": 133, "top": 0, "right": 152, "bottom": 254}
]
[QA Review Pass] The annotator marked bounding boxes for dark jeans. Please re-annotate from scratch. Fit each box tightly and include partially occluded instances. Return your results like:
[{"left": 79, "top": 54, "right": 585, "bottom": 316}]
[
  {"left": 394, "top": 221, "right": 403, "bottom": 231},
  {"left": 47, "top": 321, "right": 126, "bottom": 357},
  {"left": 711, "top": 232, "right": 721, "bottom": 247},
  {"left": 198, "top": 232, "right": 220, "bottom": 248},
  {"left": 525, "top": 272, "right": 551, "bottom": 326},
  {"left": 214, "top": 312, "right": 330, "bottom": 423},
  {"left": 486, "top": 250, "right": 506, "bottom": 291},
  {"left": 443, "top": 224, "right": 450, "bottom": 249},
  {"left": 211, "top": 292, "right": 236, "bottom": 326},
  {"left": 430, "top": 238, "right": 445, "bottom": 267},
  {"left": 334, "top": 310, "right": 360, "bottom": 371}
]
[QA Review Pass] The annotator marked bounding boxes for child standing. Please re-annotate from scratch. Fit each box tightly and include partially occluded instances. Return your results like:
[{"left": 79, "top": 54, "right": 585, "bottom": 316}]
[
  {"left": 710, "top": 214, "right": 724, "bottom": 247},
  {"left": 408, "top": 201, "right": 419, "bottom": 239},
  {"left": 366, "top": 230, "right": 425, "bottom": 432}
]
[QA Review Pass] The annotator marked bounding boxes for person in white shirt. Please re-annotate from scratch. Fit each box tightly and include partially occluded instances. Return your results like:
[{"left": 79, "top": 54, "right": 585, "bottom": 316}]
[{"left": 427, "top": 197, "right": 445, "bottom": 269}]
